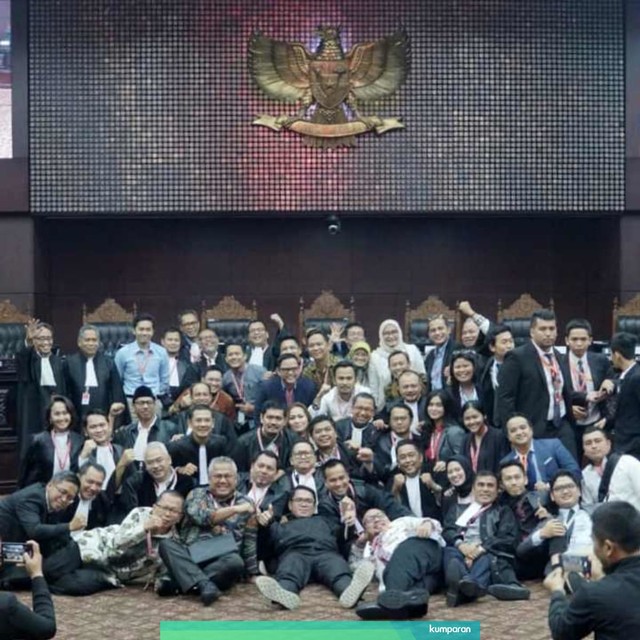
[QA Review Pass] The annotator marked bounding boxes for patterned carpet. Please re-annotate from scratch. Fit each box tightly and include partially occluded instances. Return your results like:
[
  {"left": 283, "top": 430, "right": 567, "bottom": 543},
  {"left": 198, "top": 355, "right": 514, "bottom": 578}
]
[{"left": 15, "top": 579, "right": 559, "bottom": 640}]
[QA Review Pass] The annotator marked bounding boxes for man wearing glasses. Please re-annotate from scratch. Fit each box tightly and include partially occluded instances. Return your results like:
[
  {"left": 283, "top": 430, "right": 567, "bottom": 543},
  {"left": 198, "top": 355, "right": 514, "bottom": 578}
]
[
  {"left": 0, "top": 471, "right": 82, "bottom": 587},
  {"left": 17, "top": 319, "right": 66, "bottom": 459},
  {"left": 255, "top": 486, "right": 374, "bottom": 610}
]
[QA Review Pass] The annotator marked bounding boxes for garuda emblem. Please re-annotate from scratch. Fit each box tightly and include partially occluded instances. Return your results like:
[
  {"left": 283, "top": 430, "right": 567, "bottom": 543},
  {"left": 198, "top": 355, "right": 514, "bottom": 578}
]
[{"left": 248, "top": 26, "right": 410, "bottom": 148}]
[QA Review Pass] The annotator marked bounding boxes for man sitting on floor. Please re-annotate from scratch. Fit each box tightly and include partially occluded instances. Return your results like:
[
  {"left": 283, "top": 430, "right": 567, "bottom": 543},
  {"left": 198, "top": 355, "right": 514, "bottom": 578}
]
[{"left": 254, "top": 486, "right": 374, "bottom": 610}]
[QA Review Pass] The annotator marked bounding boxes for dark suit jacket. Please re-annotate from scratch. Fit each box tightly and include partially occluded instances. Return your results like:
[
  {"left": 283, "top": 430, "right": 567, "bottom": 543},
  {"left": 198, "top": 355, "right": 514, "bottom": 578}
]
[
  {"left": 117, "top": 468, "right": 194, "bottom": 517},
  {"left": 0, "top": 484, "right": 71, "bottom": 556},
  {"left": 335, "top": 418, "right": 379, "bottom": 447},
  {"left": 62, "top": 351, "right": 125, "bottom": 418},
  {"left": 0, "top": 577, "right": 56, "bottom": 640},
  {"left": 82, "top": 442, "right": 125, "bottom": 501},
  {"left": 166, "top": 434, "right": 227, "bottom": 481},
  {"left": 479, "top": 356, "right": 499, "bottom": 427},
  {"left": 61, "top": 491, "right": 112, "bottom": 530},
  {"left": 462, "top": 427, "right": 510, "bottom": 475},
  {"left": 612, "top": 363, "right": 640, "bottom": 456},
  {"left": 424, "top": 339, "right": 459, "bottom": 390},
  {"left": 112, "top": 419, "right": 177, "bottom": 449},
  {"left": 559, "top": 351, "right": 614, "bottom": 422},
  {"left": 497, "top": 341, "right": 573, "bottom": 438},
  {"left": 547, "top": 555, "right": 640, "bottom": 640},
  {"left": 170, "top": 409, "right": 237, "bottom": 453},
  {"left": 500, "top": 438, "right": 581, "bottom": 489},
  {"left": 254, "top": 376, "right": 317, "bottom": 417},
  {"left": 16, "top": 346, "right": 66, "bottom": 460},
  {"left": 18, "top": 431, "right": 84, "bottom": 488},
  {"left": 372, "top": 431, "right": 425, "bottom": 482},
  {"left": 180, "top": 353, "right": 228, "bottom": 393},
  {"left": 386, "top": 473, "right": 441, "bottom": 521},
  {"left": 233, "top": 428, "right": 299, "bottom": 473}
]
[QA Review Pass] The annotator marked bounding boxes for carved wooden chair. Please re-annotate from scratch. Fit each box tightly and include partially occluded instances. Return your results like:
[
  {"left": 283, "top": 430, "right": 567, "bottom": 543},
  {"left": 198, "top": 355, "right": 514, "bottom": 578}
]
[
  {"left": 201, "top": 296, "right": 258, "bottom": 345},
  {"left": 497, "top": 293, "right": 554, "bottom": 346},
  {"left": 404, "top": 296, "right": 459, "bottom": 351},
  {"left": 0, "top": 299, "right": 30, "bottom": 358},
  {"left": 299, "top": 291, "right": 355, "bottom": 341},
  {"left": 82, "top": 298, "right": 137, "bottom": 357},
  {"left": 612, "top": 294, "right": 640, "bottom": 342}
]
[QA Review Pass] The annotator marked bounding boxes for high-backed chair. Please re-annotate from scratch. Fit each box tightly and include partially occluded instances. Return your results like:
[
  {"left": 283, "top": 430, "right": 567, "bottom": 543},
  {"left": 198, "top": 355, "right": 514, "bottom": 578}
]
[
  {"left": 0, "top": 299, "right": 30, "bottom": 359},
  {"left": 612, "top": 294, "right": 640, "bottom": 342},
  {"left": 404, "top": 296, "right": 459, "bottom": 352},
  {"left": 201, "top": 296, "right": 257, "bottom": 346},
  {"left": 82, "top": 298, "right": 137, "bottom": 358},
  {"left": 299, "top": 291, "right": 355, "bottom": 341},
  {"left": 497, "top": 293, "right": 554, "bottom": 347}
]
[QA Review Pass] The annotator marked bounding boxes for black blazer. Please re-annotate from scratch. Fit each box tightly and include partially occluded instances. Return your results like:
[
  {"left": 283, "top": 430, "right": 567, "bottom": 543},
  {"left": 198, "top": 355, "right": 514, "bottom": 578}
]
[
  {"left": 461, "top": 426, "right": 510, "bottom": 475},
  {"left": 113, "top": 419, "right": 178, "bottom": 449},
  {"left": 0, "top": 484, "right": 71, "bottom": 556},
  {"left": 335, "top": 418, "right": 379, "bottom": 447},
  {"left": 166, "top": 434, "right": 227, "bottom": 479},
  {"left": 548, "top": 555, "right": 640, "bottom": 640},
  {"left": 62, "top": 351, "right": 125, "bottom": 418},
  {"left": 117, "top": 468, "right": 195, "bottom": 517},
  {"left": 424, "top": 339, "right": 459, "bottom": 390},
  {"left": 179, "top": 353, "right": 228, "bottom": 393},
  {"left": 497, "top": 341, "right": 572, "bottom": 438},
  {"left": 82, "top": 442, "right": 125, "bottom": 500},
  {"left": 479, "top": 356, "right": 499, "bottom": 426},
  {"left": 0, "top": 576, "right": 56, "bottom": 640},
  {"left": 233, "top": 428, "right": 299, "bottom": 473},
  {"left": 169, "top": 409, "right": 237, "bottom": 453},
  {"left": 18, "top": 431, "right": 84, "bottom": 488},
  {"left": 61, "top": 491, "right": 112, "bottom": 530},
  {"left": 559, "top": 351, "right": 614, "bottom": 418},
  {"left": 612, "top": 363, "right": 640, "bottom": 456},
  {"left": 386, "top": 473, "right": 441, "bottom": 521},
  {"left": 373, "top": 431, "right": 426, "bottom": 483},
  {"left": 254, "top": 376, "right": 317, "bottom": 417},
  {"left": 16, "top": 346, "right": 66, "bottom": 460}
]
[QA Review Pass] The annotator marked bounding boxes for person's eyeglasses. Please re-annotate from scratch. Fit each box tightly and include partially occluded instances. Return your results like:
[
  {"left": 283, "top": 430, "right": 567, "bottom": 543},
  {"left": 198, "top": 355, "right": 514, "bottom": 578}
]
[
  {"left": 553, "top": 483, "right": 577, "bottom": 493},
  {"left": 293, "top": 451, "right": 314, "bottom": 458}
]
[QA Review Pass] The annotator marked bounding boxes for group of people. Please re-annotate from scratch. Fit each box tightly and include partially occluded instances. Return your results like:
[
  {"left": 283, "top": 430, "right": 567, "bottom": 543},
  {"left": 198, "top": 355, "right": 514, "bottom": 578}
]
[{"left": 2, "top": 302, "right": 640, "bottom": 639}]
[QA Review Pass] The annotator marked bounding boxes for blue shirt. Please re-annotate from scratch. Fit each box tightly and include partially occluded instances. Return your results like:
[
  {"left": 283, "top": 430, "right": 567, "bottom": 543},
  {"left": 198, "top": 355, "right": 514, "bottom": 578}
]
[{"left": 114, "top": 341, "right": 170, "bottom": 396}]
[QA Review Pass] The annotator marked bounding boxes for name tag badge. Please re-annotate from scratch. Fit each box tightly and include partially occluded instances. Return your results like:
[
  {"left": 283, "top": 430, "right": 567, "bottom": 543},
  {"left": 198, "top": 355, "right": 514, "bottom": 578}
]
[
  {"left": 81, "top": 390, "right": 91, "bottom": 406},
  {"left": 237, "top": 410, "right": 246, "bottom": 425}
]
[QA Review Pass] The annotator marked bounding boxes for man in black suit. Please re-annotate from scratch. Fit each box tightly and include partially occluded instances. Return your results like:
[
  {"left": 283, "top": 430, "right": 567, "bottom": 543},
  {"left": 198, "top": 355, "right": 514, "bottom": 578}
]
[
  {"left": 17, "top": 319, "right": 66, "bottom": 460},
  {"left": 0, "top": 472, "right": 86, "bottom": 586},
  {"left": 161, "top": 326, "right": 193, "bottom": 405},
  {"left": 424, "top": 315, "right": 458, "bottom": 391},
  {"left": 177, "top": 309, "right": 202, "bottom": 363},
  {"left": 610, "top": 332, "right": 640, "bottom": 458},
  {"left": 63, "top": 324, "right": 126, "bottom": 420},
  {"left": 0, "top": 541, "right": 56, "bottom": 640},
  {"left": 182, "top": 327, "right": 227, "bottom": 388},
  {"left": 254, "top": 354, "right": 317, "bottom": 417},
  {"left": 478, "top": 324, "right": 514, "bottom": 428},
  {"left": 544, "top": 501, "right": 640, "bottom": 639},
  {"left": 560, "top": 319, "right": 615, "bottom": 456},
  {"left": 245, "top": 314, "right": 286, "bottom": 371},
  {"left": 497, "top": 310, "right": 578, "bottom": 459},
  {"left": 62, "top": 462, "right": 111, "bottom": 531}
]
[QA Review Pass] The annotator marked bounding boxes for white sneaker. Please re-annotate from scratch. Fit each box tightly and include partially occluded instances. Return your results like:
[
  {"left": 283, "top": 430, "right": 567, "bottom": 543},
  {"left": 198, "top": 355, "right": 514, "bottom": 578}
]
[
  {"left": 256, "top": 576, "right": 301, "bottom": 610},
  {"left": 339, "top": 560, "right": 375, "bottom": 608}
]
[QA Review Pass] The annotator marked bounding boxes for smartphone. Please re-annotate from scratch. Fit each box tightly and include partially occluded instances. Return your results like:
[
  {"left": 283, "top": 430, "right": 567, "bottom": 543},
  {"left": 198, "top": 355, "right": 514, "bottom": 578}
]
[
  {"left": 561, "top": 552, "right": 592, "bottom": 575},
  {"left": 1, "top": 542, "right": 33, "bottom": 563}
]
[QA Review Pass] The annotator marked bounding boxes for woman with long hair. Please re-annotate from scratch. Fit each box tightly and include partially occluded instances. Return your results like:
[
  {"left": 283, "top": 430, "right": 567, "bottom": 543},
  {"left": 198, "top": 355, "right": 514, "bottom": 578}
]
[
  {"left": 441, "top": 455, "right": 475, "bottom": 519},
  {"left": 19, "top": 394, "right": 84, "bottom": 487},
  {"left": 460, "top": 400, "right": 509, "bottom": 475},
  {"left": 448, "top": 350, "right": 484, "bottom": 416},
  {"left": 286, "top": 402, "right": 313, "bottom": 444}
]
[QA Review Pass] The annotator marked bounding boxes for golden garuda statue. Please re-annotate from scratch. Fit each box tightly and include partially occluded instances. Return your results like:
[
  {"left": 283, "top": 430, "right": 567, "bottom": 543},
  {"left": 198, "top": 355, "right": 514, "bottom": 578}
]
[{"left": 248, "top": 26, "right": 410, "bottom": 148}]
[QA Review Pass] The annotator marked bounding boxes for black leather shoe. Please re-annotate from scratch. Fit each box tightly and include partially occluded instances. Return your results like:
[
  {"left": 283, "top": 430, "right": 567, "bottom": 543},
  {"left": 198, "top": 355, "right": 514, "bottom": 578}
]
[
  {"left": 356, "top": 602, "right": 409, "bottom": 621},
  {"left": 198, "top": 579, "right": 220, "bottom": 606},
  {"left": 156, "top": 577, "right": 180, "bottom": 597},
  {"left": 458, "top": 578, "right": 487, "bottom": 600},
  {"left": 378, "top": 589, "right": 429, "bottom": 618},
  {"left": 487, "top": 584, "right": 530, "bottom": 601}
]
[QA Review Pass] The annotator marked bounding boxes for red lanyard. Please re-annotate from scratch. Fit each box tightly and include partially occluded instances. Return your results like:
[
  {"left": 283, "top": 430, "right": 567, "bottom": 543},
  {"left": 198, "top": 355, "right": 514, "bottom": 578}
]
[
  {"left": 51, "top": 432, "right": 71, "bottom": 471},
  {"left": 136, "top": 350, "right": 153, "bottom": 376},
  {"left": 428, "top": 427, "right": 444, "bottom": 461},
  {"left": 469, "top": 430, "right": 486, "bottom": 472},
  {"left": 231, "top": 370, "right": 245, "bottom": 400}
]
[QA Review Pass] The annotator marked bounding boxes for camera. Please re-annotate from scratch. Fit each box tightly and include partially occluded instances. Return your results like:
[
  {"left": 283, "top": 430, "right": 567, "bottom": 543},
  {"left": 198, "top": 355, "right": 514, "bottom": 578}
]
[
  {"left": 327, "top": 215, "right": 341, "bottom": 236},
  {"left": 0, "top": 541, "right": 33, "bottom": 564},
  {"left": 560, "top": 552, "right": 592, "bottom": 576}
]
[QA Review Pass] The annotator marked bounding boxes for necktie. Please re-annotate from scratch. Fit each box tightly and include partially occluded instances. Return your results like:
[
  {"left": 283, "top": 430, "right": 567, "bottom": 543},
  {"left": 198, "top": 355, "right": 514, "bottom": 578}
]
[
  {"left": 284, "top": 386, "right": 294, "bottom": 406},
  {"left": 565, "top": 508, "right": 576, "bottom": 542},
  {"left": 576, "top": 359, "right": 586, "bottom": 392},
  {"left": 544, "top": 353, "right": 562, "bottom": 427},
  {"left": 520, "top": 451, "right": 537, "bottom": 489}
]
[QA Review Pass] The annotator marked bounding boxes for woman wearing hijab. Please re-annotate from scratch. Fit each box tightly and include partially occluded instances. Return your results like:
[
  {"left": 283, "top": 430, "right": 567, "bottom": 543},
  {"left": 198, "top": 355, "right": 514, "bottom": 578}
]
[
  {"left": 347, "top": 341, "right": 383, "bottom": 410},
  {"left": 370, "top": 320, "right": 426, "bottom": 406},
  {"left": 441, "top": 455, "right": 475, "bottom": 519}
]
